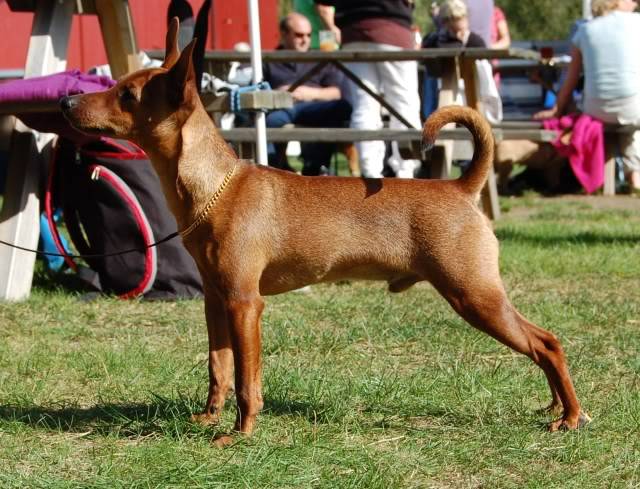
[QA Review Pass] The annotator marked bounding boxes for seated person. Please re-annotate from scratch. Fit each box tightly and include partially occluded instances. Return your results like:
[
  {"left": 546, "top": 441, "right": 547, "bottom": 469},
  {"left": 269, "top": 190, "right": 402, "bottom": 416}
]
[
  {"left": 534, "top": 0, "right": 640, "bottom": 192},
  {"left": 421, "top": 0, "right": 486, "bottom": 119},
  {"left": 422, "top": 0, "right": 486, "bottom": 49},
  {"left": 490, "top": 5, "right": 510, "bottom": 49},
  {"left": 490, "top": 5, "right": 511, "bottom": 86},
  {"left": 264, "top": 13, "right": 352, "bottom": 175}
]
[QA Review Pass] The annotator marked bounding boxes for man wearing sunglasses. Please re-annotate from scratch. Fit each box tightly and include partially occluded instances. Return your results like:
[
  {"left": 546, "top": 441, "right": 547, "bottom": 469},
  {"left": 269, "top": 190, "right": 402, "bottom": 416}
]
[{"left": 263, "top": 13, "right": 352, "bottom": 175}]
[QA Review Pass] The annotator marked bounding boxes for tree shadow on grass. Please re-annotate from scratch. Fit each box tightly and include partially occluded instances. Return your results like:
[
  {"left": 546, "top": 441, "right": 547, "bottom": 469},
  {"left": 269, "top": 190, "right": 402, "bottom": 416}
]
[
  {"left": 31, "top": 266, "right": 95, "bottom": 295},
  {"left": 0, "top": 397, "right": 505, "bottom": 437},
  {"left": 263, "top": 397, "right": 460, "bottom": 428},
  {"left": 263, "top": 397, "right": 334, "bottom": 423},
  {"left": 0, "top": 396, "right": 328, "bottom": 437},
  {"left": 0, "top": 397, "right": 202, "bottom": 438},
  {"left": 496, "top": 228, "right": 640, "bottom": 246}
]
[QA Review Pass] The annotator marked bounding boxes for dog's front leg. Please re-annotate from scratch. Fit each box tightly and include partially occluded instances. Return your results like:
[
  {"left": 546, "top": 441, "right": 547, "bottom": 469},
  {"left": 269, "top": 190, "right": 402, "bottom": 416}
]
[
  {"left": 191, "top": 286, "right": 234, "bottom": 426},
  {"left": 214, "top": 291, "right": 265, "bottom": 446},
  {"left": 540, "top": 374, "right": 563, "bottom": 416}
]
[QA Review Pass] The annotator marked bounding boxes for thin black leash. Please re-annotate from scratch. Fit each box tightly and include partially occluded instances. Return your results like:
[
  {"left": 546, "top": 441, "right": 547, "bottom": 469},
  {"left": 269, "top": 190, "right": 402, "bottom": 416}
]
[
  {"left": 0, "top": 164, "right": 237, "bottom": 261},
  {"left": 0, "top": 231, "right": 180, "bottom": 260}
]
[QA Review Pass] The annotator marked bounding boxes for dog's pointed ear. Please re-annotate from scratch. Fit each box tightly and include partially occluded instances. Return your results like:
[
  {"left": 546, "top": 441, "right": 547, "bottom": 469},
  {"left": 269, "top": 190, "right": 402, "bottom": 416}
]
[
  {"left": 162, "top": 17, "right": 181, "bottom": 69},
  {"left": 167, "top": 38, "right": 198, "bottom": 103}
]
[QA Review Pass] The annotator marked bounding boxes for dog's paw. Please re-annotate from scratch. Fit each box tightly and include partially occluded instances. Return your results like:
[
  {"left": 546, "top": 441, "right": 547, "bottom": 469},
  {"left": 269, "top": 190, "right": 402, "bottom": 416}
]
[
  {"left": 536, "top": 401, "right": 563, "bottom": 416},
  {"left": 576, "top": 411, "right": 592, "bottom": 428},
  {"left": 190, "top": 413, "right": 220, "bottom": 426},
  {"left": 548, "top": 411, "right": 592, "bottom": 431},
  {"left": 212, "top": 434, "right": 236, "bottom": 448}
]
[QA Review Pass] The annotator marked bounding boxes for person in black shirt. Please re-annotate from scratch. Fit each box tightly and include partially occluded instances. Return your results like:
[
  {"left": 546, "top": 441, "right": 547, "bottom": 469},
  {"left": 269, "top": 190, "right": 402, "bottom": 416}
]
[
  {"left": 315, "top": 0, "right": 423, "bottom": 178},
  {"left": 263, "top": 13, "right": 352, "bottom": 175}
]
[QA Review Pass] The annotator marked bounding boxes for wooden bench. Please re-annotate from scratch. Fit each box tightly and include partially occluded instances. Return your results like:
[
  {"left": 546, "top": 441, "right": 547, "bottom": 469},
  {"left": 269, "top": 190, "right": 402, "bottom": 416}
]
[
  {"left": 197, "top": 87, "right": 556, "bottom": 220},
  {"left": 199, "top": 90, "right": 507, "bottom": 169},
  {"left": 200, "top": 91, "right": 293, "bottom": 113},
  {"left": 219, "top": 125, "right": 558, "bottom": 220},
  {"left": 219, "top": 126, "right": 558, "bottom": 159}
]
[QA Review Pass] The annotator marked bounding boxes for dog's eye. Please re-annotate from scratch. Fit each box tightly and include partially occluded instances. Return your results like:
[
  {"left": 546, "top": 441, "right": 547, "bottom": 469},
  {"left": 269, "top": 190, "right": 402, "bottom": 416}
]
[{"left": 119, "top": 88, "right": 137, "bottom": 103}]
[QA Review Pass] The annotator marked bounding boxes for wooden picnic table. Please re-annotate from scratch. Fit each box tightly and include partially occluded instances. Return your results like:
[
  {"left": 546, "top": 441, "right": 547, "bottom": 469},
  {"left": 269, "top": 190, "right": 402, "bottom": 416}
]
[
  {"left": 0, "top": 0, "right": 142, "bottom": 302},
  {"left": 148, "top": 47, "right": 540, "bottom": 129},
  {"left": 219, "top": 126, "right": 557, "bottom": 143},
  {"left": 193, "top": 47, "right": 541, "bottom": 64}
]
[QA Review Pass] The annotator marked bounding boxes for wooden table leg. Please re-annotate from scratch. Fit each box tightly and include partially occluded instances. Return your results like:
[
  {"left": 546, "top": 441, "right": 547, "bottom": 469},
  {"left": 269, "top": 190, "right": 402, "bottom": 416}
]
[
  {"left": 94, "top": 0, "right": 142, "bottom": 79},
  {"left": 432, "top": 58, "right": 459, "bottom": 179},
  {"left": 603, "top": 137, "right": 617, "bottom": 196},
  {"left": 0, "top": 0, "right": 74, "bottom": 301},
  {"left": 603, "top": 158, "right": 616, "bottom": 195},
  {"left": 24, "top": 0, "right": 75, "bottom": 75},
  {"left": 0, "top": 120, "right": 53, "bottom": 301},
  {"left": 460, "top": 57, "right": 500, "bottom": 220}
]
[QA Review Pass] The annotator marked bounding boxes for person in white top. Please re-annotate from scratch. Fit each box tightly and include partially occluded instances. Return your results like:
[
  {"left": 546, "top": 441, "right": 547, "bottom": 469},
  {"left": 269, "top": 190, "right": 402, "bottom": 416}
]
[{"left": 535, "top": 0, "right": 640, "bottom": 190}]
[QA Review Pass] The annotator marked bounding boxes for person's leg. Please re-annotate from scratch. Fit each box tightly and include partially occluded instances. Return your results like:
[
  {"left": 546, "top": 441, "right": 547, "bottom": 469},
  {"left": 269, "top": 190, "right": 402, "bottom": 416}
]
[
  {"left": 422, "top": 68, "right": 439, "bottom": 120},
  {"left": 293, "top": 100, "right": 352, "bottom": 175},
  {"left": 620, "top": 130, "right": 640, "bottom": 190},
  {"left": 618, "top": 93, "right": 640, "bottom": 190},
  {"left": 584, "top": 93, "right": 640, "bottom": 190},
  {"left": 299, "top": 142, "right": 333, "bottom": 175},
  {"left": 265, "top": 108, "right": 295, "bottom": 170},
  {"left": 378, "top": 46, "right": 422, "bottom": 178},
  {"left": 342, "top": 42, "right": 386, "bottom": 178},
  {"left": 266, "top": 108, "right": 295, "bottom": 128},
  {"left": 292, "top": 99, "right": 352, "bottom": 128}
]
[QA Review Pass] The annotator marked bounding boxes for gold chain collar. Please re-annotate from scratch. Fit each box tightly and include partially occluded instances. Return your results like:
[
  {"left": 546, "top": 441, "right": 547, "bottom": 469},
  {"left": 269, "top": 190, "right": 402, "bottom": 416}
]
[{"left": 179, "top": 165, "right": 236, "bottom": 239}]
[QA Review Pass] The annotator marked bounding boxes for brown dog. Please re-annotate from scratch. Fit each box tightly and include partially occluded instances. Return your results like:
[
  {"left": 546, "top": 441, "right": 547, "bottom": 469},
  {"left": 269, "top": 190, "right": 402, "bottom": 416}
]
[{"left": 61, "top": 19, "right": 589, "bottom": 445}]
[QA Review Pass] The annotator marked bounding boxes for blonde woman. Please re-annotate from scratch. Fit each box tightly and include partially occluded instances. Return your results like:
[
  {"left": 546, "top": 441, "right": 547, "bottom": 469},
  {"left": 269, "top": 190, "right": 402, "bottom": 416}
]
[
  {"left": 423, "top": 0, "right": 486, "bottom": 48},
  {"left": 534, "top": 0, "right": 640, "bottom": 190}
]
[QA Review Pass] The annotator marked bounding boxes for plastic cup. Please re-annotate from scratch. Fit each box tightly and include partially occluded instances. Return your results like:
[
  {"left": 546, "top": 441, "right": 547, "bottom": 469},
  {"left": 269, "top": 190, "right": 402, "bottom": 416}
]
[{"left": 319, "top": 30, "right": 337, "bottom": 51}]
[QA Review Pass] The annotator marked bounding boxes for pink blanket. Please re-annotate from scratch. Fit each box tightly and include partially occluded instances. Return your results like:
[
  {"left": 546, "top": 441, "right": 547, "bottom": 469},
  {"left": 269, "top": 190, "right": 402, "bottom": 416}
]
[{"left": 542, "top": 114, "right": 604, "bottom": 194}]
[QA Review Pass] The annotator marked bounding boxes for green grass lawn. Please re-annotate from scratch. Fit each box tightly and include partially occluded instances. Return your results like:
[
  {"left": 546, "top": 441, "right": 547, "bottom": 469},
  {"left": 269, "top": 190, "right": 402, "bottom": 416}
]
[{"left": 1, "top": 195, "right": 639, "bottom": 488}]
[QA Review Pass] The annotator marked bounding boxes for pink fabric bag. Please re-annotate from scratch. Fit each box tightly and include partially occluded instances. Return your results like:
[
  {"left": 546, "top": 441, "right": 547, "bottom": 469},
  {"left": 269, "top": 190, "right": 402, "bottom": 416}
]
[
  {"left": 0, "top": 70, "right": 115, "bottom": 143},
  {"left": 543, "top": 113, "right": 605, "bottom": 194}
]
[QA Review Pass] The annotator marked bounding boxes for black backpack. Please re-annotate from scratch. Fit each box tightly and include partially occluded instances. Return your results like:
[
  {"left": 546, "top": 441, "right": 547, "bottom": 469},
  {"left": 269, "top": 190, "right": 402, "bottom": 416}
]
[{"left": 47, "top": 137, "right": 203, "bottom": 300}]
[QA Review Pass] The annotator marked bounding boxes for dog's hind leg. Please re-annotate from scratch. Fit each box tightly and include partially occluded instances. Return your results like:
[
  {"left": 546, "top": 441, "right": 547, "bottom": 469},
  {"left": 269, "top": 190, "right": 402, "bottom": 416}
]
[
  {"left": 191, "top": 286, "right": 234, "bottom": 426},
  {"left": 434, "top": 276, "right": 588, "bottom": 431}
]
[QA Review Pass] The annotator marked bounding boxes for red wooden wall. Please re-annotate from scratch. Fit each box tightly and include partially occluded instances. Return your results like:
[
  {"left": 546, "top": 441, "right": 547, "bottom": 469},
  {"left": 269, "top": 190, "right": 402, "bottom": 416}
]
[{"left": 0, "top": 0, "right": 279, "bottom": 72}]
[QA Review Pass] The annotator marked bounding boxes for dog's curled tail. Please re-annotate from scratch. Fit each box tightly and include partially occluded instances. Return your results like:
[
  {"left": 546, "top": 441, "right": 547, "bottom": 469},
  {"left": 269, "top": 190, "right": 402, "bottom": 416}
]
[{"left": 421, "top": 105, "right": 494, "bottom": 196}]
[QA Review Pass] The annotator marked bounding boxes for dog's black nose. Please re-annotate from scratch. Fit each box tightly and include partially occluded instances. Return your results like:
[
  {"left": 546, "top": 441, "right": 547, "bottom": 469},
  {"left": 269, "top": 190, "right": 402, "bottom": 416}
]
[{"left": 60, "top": 96, "right": 76, "bottom": 111}]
